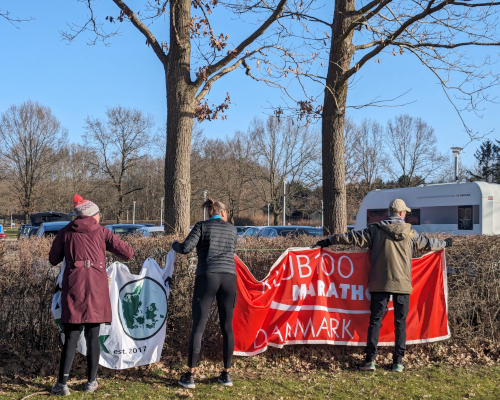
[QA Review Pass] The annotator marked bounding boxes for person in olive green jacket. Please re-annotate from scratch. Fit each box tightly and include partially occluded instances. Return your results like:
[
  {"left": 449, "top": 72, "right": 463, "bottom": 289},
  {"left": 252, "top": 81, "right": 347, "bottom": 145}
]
[{"left": 315, "top": 199, "right": 453, "bottom": 373}]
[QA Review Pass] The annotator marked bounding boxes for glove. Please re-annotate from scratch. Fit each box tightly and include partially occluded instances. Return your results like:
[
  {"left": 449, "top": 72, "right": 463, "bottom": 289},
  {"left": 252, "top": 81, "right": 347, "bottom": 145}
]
[
  {"left": 314, "top": 238, "right": 331, "bottom": 249},
  {"left": 444, "top": 238, "right": 453, "bottom": 248},
  {"left": 171, "top": 241, "right": 179, "bottom": 248}
]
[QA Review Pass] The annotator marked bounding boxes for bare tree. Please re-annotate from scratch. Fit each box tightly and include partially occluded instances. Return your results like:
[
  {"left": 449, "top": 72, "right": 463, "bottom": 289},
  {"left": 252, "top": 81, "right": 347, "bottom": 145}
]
[
  {"left": 244, "top": 0, "right": 500, "bottom": 233},
  {"left": 344, "top": 116, "right": 362, "bottom": 183},
  {"left": 385, "top": 114, "right": 446, "bottom": 186},
  {"left": 197, "top": 134, "right": 260, "bottom": 223},
  {"left": 249, "top": 116, "right": 320, "bottom": 225},
  {"left": 63, "top": 0, "right": 321, "bottom": 234},
  {"left": 84, "top": 106, "right": 154, "bottom": 223},
  {"left": 356, "top": 119, "right": 387, "bottom": 190},
  {"left": 0, "top": 100, "right": 67, "bottom": 222}
]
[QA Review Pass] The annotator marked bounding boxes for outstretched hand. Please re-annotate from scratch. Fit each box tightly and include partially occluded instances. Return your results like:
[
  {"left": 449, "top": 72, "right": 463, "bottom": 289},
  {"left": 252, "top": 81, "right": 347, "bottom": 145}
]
[{"left": 313, "top": 238, "right": 331, "bottom": 249}]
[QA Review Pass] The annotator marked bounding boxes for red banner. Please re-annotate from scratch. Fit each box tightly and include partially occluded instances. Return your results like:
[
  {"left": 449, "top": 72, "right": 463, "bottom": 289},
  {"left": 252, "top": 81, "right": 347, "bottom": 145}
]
[{"left": 233, "top": 248, "right": 449, "bottom": 356}]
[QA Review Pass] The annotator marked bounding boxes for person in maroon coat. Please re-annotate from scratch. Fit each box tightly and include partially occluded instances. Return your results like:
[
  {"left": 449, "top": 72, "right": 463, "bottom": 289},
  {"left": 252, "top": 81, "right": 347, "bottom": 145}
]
[{"left": 49, "top": 195, "right": 134, "bottom": 396}]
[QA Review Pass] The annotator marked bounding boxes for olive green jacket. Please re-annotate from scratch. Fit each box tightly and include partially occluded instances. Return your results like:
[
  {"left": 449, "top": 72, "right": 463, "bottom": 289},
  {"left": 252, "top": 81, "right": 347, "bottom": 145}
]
[{"left": 330, "top": 215, "right": 446, "bottom": 294}]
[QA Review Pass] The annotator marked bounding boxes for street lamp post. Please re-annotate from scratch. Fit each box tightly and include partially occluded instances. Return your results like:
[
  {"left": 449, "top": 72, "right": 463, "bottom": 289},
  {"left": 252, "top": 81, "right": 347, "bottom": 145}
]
[
  {"left": 267, "top": 203, "right": 270, "bottom": 226},
  {"left": 160, "top": 197, "right": 164, "bottom": 226},
  {"left": 282, "top": 179, "right": 286, "bottom": 225},
  {"left": 451, "top": 147, "right": 464, "bottom": 181},
  {"left": 203, "top": 190, "right": 208, "bottom": 220},
  {"left": 321, "top": 200, "right": 324, "bottom": 228},
  {"left": 127, "top": 210, "right": 129, "bottom": 223},
  {"left": 133, "top": 201, "right": 136, "bottom": 224}
]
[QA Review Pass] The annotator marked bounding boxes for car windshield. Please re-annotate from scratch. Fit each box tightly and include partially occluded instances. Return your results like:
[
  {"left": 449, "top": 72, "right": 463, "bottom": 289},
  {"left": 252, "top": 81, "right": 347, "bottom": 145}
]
[
  {"left": 113, "top": 227, "right": 144, "bottom": 234},
  {"left": 277, "top": 228, "right": 322, "bottom": 237},
  {"left": 236, "top": 227, "right": 249, "bottom": 235}
]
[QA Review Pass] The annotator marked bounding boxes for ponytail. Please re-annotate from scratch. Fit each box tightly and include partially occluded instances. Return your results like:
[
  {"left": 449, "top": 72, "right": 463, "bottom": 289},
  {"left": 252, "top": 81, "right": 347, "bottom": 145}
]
[{"left": 202, "top": 198, "right": 226, "bottom": 218}]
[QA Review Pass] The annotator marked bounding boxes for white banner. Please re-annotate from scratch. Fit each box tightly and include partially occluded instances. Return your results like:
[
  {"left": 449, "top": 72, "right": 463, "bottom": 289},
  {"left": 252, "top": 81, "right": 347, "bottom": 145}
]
[{"left": 51, "top": 251, "right": 175, "bottom": 369}]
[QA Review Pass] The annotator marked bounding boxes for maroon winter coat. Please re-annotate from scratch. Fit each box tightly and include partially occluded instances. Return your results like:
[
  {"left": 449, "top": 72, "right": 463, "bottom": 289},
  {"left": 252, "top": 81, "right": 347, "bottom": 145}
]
[{"left": 49, "top": 216, "right": 134, "bottom": 324}]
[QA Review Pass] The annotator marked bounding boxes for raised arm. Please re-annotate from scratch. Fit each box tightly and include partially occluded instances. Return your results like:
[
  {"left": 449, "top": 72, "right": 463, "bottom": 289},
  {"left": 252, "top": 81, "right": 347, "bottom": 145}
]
[
  {"left": 330, "top": 227, "right": 373, "bottom": 249},
  {"left": 412, "top": 231, "right": 452, "bottom": 251},
  {"left": 49, "top": 230, "right": 65, "bottom": 266},
  {"left": 172, "top": 222, "right": 202, "bottom": 254},
  {"left": 104, "top": 228, "right": 134, "bottom": 261}
]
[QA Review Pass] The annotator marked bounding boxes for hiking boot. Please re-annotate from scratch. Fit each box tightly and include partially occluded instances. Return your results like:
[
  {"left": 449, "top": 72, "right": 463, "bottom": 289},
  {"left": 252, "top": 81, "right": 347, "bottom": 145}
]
[
  {"left": 218, "top": 371, "right": 233, "bottom": 387},
  {"left": 178, "top": 372, "right": 195, "bottom": 389},
  {"left": 51, "top": 382, "right": 70, "bottom": 396},
  {"left": 85, "top": 380, "right": 98, "bottom": 393},
  {"left": 392, "top": 363, "right": 404, "bottom": 373},
  {"left": 359, "top": 361, "right": 376, "bottom": 371}
]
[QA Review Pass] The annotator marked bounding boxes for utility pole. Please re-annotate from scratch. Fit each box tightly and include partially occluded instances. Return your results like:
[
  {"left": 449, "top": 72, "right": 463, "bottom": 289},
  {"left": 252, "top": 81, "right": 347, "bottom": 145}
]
[
  {"left": 160, "top": 197, "right": 164, "bottom": 226},
  {"left": 282, "top": 179, "right": 286, "bottom": 226},
  {"left": 203, "top": 190, "right": 208, "bottom": 220},
  {"left": 133, "top": 201, "right": 136, "bottom": 224},
  {"left": 267, "top": 203, "right": 270, "bottom": 226},
  {"left": 451, "top": 147, "right": 464, "bottom": 181},
  {"left": 127, "top": 210, "right": 129, "bottom": 223},
  {"left": 321, "top": 200, "right": 324, "bottom": 228}
]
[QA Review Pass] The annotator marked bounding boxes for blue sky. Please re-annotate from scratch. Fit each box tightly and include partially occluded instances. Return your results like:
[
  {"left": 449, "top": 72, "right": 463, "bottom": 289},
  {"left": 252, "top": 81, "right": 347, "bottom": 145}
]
[{"left": 1, "top": 0, "right": 499, "bottom": 169}]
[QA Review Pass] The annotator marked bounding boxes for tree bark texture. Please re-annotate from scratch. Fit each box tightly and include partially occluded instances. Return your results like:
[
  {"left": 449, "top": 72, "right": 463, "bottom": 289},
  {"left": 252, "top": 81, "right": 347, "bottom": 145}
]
[
  {"left": 164, "top": 0, "right": 196, "bottom": 236},
  {"left": 322, "top": 0, "right": 356, "bottom": 235}
]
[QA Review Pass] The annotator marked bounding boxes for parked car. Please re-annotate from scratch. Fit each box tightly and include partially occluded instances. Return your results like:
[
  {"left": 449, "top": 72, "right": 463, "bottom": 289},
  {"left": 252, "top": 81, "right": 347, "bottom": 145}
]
[
  {"left": 27, "top": 226, "right": 39, "bottom": 238},
  {"left": 259, "top": 226, "right": 323, "bottom": 238},
  {"left": 36, "top": 221, "right": 71, "bottom": 238},
  {"left": 18, "top": 224, "right": 32, "bottom": 239},
  {"left": 235, "top": 226, "right": 253, "bottom": 236},
  {"left": 0, "top": 225, "right": 6, "bottom": 240},
  {"left": 242, "top": 226, "right": 266, "bottom": 238},
  {"left": 105, "top": 224, "right": 150, "bottom": 237},
  {"left": 146, "top": 226, "right": 164, "bottom": 237},
  {"left": 30, "top": 211, "right": 74, "bottom": 228},
  {"left": 142, "top": 223, "right": 156, "bottom": 227}
]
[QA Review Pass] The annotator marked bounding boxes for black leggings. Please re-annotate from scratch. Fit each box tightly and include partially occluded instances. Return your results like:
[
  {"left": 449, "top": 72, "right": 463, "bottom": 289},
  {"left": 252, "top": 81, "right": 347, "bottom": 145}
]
[
  {"left": 188, "top": 273, "right": 237, "bottom": 369},
  {"left": 58, "top": 323, "right": 100, "bottom": 384}
]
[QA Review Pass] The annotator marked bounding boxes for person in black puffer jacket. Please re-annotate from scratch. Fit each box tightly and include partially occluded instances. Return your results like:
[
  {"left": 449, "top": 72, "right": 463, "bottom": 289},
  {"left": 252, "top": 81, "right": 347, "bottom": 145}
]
[{"left": 173, "top": 198, "right": 238, "bottom": 389}]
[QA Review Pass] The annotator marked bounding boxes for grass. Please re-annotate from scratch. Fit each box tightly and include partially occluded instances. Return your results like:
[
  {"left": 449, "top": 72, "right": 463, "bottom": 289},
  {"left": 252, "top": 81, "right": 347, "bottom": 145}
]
[
  {"left": 4, "top": 227, "right": 19, "bottom": 238},
  {"left": 1, "top": 365, "right": 499, "bottom": 399}
]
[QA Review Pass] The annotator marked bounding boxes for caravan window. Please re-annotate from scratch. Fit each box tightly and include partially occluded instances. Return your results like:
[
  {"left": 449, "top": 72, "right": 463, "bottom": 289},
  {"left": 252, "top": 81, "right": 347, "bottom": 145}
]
[
  {"left": 458, "top": 206, "right": 473, "bottom": 230},
  {"left": 367, "top": 209, "right": 388, "bottom": 225},
  {"left": 406, "top": 209, "right": 420, "bottom": 226}
]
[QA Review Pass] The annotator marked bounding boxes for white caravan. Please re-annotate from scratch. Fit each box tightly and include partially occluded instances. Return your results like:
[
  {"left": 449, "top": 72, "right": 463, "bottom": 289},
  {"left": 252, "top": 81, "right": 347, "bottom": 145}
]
[{"left": 354, "top": 181, "right": 500, "bottom": 235}]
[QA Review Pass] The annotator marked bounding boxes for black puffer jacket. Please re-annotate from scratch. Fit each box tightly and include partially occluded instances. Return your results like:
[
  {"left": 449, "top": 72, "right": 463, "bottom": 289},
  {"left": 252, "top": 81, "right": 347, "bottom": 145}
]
[{"left": 172, "top": 218, "right": 238, "bottom": 276}]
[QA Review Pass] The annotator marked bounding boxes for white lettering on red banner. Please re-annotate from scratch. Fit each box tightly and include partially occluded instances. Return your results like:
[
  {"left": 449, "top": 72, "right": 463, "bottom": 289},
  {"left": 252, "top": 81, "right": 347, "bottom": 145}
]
[{"left": 233, "top": 248, "right": 450, "bottom": 356}]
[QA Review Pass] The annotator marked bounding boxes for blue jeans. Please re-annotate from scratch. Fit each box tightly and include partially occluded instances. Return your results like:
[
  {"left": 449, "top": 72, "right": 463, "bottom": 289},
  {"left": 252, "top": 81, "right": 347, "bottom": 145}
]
[{"left": 365, "top": 292, "right": 410, "bottom": 364}]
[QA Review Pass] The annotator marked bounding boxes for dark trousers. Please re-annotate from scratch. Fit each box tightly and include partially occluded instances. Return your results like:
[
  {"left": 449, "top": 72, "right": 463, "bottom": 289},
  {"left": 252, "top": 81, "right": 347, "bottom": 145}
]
[
  {"left": 365, "top": 292, "right": 410, "bottom": 364},
  {"left": 188, "top": 273, "right": 237, "bottom": 369},
  {"left": 58, "top": 323, "right": 100, "bottom": 384}
]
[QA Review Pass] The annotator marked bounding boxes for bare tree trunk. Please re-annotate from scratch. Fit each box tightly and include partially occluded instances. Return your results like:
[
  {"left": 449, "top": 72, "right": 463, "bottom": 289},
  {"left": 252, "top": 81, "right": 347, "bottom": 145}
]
[
  {"left": 164, "top": 0, "right": 195, "bottom": 236},
  {"left": 274, "top": 212, "right": 279, "bottom": 226},
  {"left": 322, "top": 0, "right": 355, "bottom": 235},
  {"left": 117, "top": 193, "right": 123, "bottom": 224}
]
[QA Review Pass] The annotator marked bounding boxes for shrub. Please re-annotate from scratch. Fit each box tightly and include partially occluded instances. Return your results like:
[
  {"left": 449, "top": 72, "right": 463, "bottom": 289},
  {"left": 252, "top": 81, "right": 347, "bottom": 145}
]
[{"left": 0, "top": 233, "right": 499, "bottom": 366}]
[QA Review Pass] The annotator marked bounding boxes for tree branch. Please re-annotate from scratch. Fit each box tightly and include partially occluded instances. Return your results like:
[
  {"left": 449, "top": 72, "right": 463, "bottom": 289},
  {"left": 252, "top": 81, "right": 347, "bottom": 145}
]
[
  {"left": 111, "top": 0, "right": 168, "bottom": 65},
  {"left": 195, "top": 0, "right": 288, "bottom": 87}
]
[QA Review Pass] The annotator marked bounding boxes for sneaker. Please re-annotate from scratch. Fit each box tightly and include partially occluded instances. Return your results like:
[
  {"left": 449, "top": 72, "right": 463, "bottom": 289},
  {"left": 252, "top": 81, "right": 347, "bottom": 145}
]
[
  {"left": 51, "top": 382, "right": 70, "bottom": 396},
  {"left": 359, "top": 361, "right": 376, "bottom": 371},
  {"left": 218, "top": 371, "right": 233, "bottom": 387},
  {"left": 85, "top": 380, "right": 98, "bottom": 393},
  {"left": 392, "top": 363, "right": 404, "bottom": 373},
  {"left": 178, "top": 372, "right": 195, "bottom": 389}
]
